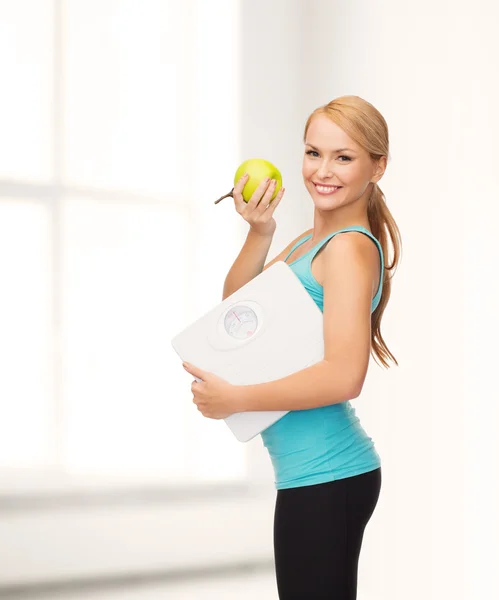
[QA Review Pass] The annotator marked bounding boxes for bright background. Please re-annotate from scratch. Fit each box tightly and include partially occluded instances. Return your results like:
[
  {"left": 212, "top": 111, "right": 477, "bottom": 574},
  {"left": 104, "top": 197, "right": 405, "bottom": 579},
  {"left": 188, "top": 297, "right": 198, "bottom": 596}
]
[{"left": 0, "top": 1, "right": 497, "bottom": 599}]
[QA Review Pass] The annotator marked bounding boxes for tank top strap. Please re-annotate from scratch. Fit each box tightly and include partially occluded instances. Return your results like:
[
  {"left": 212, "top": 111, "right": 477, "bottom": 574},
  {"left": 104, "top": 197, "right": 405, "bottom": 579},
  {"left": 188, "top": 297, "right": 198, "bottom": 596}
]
[
  {"left": 283, "top": 232, "right": 313, "bottom": 262},
  {"left": 308, "top": 225, "right": 385, "bottom": 306}
]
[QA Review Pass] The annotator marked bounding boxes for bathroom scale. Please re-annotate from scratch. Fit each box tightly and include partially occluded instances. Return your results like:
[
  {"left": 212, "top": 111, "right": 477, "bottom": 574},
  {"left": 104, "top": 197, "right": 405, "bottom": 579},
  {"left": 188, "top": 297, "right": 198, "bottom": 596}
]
[{"left": 170, "top": 260, "right": 325, "bottom": 442}]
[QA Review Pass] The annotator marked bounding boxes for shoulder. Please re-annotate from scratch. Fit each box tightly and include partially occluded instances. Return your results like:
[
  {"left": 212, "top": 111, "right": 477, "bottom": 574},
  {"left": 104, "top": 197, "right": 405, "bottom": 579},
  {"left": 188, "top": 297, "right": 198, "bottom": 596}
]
[
  {"left": 325, "top": 230, "right": 379, "bottom": 264},
  {"left": 297, "top": 227, "right": 314, "bottom": 242},
  {"left": 263, "top": 228, "right": 314, "bottom": 272},
  {"left": 323, "top": 231, "right": 380, "bottom": 293},
  {"left": 285, "top": 227, "right": 314, "bottom": 251}
]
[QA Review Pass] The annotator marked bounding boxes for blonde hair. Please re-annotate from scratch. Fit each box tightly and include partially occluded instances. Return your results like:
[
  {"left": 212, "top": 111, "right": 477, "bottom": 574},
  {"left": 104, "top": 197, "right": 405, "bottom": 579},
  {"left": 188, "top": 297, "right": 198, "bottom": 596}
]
[{"left": 304, "top": 95, "right": 402, "bottom": 368}]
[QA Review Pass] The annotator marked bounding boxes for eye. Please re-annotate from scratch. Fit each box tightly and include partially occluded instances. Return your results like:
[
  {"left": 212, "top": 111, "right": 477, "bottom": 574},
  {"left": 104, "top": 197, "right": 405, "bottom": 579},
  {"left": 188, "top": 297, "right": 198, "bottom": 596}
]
[{"left": 305, "top": 150, "right": 351, "bottom": 161}]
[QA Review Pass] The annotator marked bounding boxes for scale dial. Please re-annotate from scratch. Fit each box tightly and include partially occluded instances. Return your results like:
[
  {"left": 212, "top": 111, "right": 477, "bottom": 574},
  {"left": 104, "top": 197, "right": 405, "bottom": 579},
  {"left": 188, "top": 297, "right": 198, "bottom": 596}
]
[{"left": 223, "top": 305, "right": 258, "bottom": 340}]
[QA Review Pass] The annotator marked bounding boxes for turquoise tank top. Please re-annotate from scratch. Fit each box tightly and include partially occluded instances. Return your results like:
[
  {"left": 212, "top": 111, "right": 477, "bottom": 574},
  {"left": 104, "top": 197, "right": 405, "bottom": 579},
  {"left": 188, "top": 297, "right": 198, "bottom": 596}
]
[{"left": 260, "top": 225, "right": 383, "bottom": 490}]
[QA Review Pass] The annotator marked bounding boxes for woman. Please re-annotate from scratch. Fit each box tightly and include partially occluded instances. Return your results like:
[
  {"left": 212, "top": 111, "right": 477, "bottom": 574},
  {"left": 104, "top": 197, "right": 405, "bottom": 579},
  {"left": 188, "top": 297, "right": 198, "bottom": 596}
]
[{"left": 184, "top": 95, "right": 401, "bottom": 599}]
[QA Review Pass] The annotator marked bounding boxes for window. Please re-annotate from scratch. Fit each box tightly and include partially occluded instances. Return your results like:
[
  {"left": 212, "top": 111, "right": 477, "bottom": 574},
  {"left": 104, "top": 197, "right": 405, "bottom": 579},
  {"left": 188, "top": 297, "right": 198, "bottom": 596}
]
[{"left": 0, "top": 0, "right": 245, "bottom": 493}]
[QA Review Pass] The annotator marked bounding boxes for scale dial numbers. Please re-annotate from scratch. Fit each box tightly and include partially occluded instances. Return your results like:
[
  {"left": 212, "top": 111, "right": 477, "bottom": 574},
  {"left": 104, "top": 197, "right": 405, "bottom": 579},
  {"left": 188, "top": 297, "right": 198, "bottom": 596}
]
[{"left": 223, "top": 305, "right": 258, "bottom": 340}]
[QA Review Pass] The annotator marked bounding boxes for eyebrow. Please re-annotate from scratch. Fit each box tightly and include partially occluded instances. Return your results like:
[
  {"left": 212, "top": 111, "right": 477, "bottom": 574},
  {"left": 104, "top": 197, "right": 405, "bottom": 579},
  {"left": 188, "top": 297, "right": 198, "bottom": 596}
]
[{"left": 305, "top": 143, "right": 356, "bottom": 153}]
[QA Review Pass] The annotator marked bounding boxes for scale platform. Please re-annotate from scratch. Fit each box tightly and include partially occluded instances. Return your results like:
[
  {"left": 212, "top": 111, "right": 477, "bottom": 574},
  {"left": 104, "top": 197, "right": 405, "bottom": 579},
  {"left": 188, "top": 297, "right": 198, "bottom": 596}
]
[{"left": 171, "top": 260, "right": 325, "bottom": 442}]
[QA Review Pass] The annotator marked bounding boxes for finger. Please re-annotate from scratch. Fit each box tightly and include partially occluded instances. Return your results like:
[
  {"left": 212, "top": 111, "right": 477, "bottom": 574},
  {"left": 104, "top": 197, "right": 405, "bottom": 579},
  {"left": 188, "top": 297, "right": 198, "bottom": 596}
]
[
  {"left": 270, "top": 186, "right": 285, "bottom": 207},
  {"left": 261, "top": 186, "right": 285, "bottom": 212},
  {"left": 233, "top": 173, "right": 250, "bottom": 210},
  {"left": 190, "top": 378, "right": 203, "bottom": 389},
  {"left": 234, "top": 172, "right": 249, "bottom": 193},
  {"left": 256, "top": 179, "right": 278, "bottom": 211},
  {"left": 246, "top": 177, "right": 273, "bottom": 210},
  {"left": 183, "top": 362, "right": 201, "bottom": 376}
]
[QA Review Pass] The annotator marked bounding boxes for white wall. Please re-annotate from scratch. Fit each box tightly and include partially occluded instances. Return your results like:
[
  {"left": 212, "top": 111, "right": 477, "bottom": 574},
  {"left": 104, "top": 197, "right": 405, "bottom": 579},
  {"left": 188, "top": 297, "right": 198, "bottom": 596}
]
[{"left": 299, "top": 1, "right": 498, "bottom": 599}]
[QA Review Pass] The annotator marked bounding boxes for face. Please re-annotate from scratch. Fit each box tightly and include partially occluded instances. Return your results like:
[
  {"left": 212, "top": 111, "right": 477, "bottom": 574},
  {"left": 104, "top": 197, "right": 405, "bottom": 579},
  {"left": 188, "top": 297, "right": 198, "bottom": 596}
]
[{"left": 302, "top": 114, "right": 382, "bottom": 209}]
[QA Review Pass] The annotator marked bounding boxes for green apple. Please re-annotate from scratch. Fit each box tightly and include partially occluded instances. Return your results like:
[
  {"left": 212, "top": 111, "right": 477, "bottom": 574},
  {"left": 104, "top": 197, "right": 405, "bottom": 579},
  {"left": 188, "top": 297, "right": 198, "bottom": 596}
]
[
  {"left": 234, "top": 159, "right": 282, "bottom": 203},
  {"left": 214, "top": 158, "right": 283, "bottom": 205}
]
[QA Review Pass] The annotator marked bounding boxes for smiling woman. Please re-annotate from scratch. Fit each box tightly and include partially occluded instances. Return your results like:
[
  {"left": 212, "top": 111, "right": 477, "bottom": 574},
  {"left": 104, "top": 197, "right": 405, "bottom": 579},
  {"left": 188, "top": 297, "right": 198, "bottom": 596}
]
[{"left": 260, "top": 95, "right": 402, "bottom": 599}]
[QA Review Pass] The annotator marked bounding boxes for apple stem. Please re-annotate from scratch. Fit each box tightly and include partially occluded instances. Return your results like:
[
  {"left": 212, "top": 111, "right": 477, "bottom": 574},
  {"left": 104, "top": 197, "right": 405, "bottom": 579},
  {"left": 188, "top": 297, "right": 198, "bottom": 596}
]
[{"left": 214, "top": 187, "right": 234, "bottom": 204}]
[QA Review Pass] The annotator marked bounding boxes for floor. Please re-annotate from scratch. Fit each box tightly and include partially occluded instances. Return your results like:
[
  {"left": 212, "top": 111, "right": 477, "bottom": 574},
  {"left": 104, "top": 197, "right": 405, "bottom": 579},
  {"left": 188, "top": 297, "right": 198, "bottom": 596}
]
[{"left": 5, "top": 569, "right": 280, "bottom": 600}]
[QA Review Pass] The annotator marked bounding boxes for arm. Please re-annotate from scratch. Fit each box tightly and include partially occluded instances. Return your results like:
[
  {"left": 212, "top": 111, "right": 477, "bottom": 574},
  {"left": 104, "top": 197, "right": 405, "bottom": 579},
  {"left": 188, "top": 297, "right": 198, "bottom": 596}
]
[
  {"left": 236, "top": 232, "right": 377, "bottom": 412},
  {"left": 223, "top": 228, "right": 274, "bottom": 300},
  {"left": 237, "top": 359, "right": 359, "bottom": 412},
  {"left": 223, "top": 227, "right": 313, "bottom": 300}
]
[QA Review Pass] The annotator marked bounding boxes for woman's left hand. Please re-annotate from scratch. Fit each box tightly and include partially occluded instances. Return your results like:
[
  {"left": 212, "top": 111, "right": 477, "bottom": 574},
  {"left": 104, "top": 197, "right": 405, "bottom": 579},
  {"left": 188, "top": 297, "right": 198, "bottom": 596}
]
[{"left": 182, "top": 362, "right": 243, "bottom": 419}]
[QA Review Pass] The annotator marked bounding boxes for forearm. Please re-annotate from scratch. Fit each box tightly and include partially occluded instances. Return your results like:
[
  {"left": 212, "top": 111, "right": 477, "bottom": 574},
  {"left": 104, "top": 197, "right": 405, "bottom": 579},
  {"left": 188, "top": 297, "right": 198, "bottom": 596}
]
[
  {"left": 236, "top": 359, "right": 361, "bottom": 412},
  {"left": 222, "top": 229, "right": 274, "bottom": 300}
]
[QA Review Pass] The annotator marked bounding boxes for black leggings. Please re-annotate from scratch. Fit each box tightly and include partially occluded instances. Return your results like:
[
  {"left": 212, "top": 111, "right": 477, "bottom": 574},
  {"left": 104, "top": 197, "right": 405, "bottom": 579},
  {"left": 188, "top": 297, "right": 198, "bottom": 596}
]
[{"left": 273, "top": 467, "right": 382, "bottom": 600}]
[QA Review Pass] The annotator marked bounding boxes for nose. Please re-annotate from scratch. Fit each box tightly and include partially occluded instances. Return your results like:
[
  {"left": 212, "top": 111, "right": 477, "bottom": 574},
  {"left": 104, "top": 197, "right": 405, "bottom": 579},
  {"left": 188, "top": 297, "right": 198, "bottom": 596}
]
[{"left": 316, "top": 161, "right": 333, "bottom": 179}]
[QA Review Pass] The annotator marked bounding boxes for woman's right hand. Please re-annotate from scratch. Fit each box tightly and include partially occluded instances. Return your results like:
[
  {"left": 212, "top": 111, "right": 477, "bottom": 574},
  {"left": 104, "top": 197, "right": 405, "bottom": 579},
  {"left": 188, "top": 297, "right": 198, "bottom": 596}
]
[{"left": 233, "top": 174, "right": 285, "bottom": 238}]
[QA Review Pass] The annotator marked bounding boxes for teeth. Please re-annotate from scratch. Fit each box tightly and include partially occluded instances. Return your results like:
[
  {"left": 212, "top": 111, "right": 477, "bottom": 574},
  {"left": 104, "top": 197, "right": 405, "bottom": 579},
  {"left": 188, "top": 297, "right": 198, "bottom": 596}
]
[{"left": 315, "top": 184, "right": 339, "bottom": 192}]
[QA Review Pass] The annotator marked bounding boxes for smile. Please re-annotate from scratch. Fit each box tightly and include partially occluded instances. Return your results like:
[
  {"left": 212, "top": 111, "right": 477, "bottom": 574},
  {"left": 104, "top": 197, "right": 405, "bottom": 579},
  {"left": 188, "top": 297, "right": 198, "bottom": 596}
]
[{"left": 313, "top": 183, "right": 342, "bottom": 195}]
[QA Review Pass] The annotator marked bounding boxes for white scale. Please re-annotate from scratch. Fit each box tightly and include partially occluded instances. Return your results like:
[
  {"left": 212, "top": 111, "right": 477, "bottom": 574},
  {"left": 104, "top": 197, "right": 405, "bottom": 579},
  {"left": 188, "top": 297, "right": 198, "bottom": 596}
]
[{"left": 171, "top": 261, "right": 325, "bottom": 442}]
